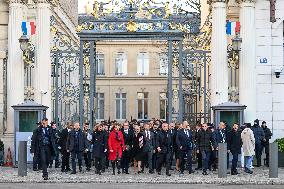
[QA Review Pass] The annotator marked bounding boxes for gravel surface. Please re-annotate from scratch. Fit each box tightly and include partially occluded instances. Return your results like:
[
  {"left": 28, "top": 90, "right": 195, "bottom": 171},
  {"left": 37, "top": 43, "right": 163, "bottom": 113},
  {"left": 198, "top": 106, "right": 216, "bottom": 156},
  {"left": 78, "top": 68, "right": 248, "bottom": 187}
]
[{"left": 0, "top": 166, "right": 283, "bottom": 185}]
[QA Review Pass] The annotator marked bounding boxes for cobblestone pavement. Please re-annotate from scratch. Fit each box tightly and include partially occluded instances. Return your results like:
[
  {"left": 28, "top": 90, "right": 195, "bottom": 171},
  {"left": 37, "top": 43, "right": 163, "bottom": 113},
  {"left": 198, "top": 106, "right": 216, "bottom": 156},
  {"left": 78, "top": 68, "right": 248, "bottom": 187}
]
[
  {"left": 1, "top": 183, "right": 284, "bottom": 189},
  {"left": 0, "top": 166, "right": 283, "bottom": 185}
]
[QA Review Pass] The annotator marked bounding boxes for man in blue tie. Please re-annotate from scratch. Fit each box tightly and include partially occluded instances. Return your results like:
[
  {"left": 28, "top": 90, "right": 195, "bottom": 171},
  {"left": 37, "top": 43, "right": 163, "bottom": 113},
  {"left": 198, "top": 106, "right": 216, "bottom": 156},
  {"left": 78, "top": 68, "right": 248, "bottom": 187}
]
[
  {"left": 31, "top": 118, "right": 56, "bottom": 180},
  {"left": 176, "top": 121, "right": 195, "bottom": 175}
]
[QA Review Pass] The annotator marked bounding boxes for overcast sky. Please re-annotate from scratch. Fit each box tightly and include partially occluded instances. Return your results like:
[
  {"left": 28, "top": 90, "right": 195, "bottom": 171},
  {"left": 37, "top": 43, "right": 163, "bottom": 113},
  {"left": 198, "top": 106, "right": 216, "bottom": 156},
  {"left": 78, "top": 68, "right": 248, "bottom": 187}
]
[{"left": 78, "top": 0, "right": 195, "bottom": 14}]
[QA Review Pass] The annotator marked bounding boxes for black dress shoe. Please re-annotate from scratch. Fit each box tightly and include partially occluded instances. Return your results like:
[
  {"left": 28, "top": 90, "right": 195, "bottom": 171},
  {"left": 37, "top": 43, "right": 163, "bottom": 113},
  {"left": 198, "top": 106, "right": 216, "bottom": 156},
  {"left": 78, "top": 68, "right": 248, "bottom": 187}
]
[
  {"left": 125, "top": 170, "right": 129, "bottom": 174},
  {"left": 149, "top": 170, "right": 154, "bottom": 174},
  {"left": 231, "top": 171, "right": 238, "bottom": 175},
  {"left": 166, "top": 172, "right": 171, "bottom": 176},
  {"left": 117, "top": 170, "right": 121, "bottom": 174},
  {"left": 86, "top": 167, "right": 91, "bottom": 171},
  {"left": 202, "top": 171, "right": 208, "bottom": 175},
  {"left": 157, "top": 172, "right": 161, "bottom": 175},
  {"left": 189, "top": 170, "right": 195, "bottom": 174},
  {"left": 43, "top": 176, "right": 48, "bottom": 180},
  {"left": 71, "top": 171, "right": 76, "bottom": 174}
]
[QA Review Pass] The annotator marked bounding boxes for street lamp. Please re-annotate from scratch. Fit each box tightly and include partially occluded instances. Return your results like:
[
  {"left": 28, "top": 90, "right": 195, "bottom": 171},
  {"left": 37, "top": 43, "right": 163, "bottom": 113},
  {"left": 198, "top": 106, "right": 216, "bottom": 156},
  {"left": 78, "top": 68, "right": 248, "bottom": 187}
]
[
  {"left": 232, "top": 33, "right": 242, "bottom": 52},
  {"left": 19, "top": 35, "right": 29, "bottom": 52}
]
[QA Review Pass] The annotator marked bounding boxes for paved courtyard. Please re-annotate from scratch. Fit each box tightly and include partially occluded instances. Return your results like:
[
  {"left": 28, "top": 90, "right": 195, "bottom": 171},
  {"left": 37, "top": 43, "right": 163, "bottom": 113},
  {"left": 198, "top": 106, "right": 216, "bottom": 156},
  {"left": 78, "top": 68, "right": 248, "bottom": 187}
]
[
  {"left": 0, "top": 166, "right": 283, "bottom": 185},
  {"left": 1, "top": 183, "right": 284, "bottom": 189}
]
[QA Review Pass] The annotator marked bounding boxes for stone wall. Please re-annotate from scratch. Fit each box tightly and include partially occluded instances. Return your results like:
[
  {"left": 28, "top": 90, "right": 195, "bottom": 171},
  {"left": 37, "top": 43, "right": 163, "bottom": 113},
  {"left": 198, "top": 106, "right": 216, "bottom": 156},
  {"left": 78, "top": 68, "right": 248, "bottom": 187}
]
[
  {"left": 255, "top": 0, "right": 284, "bottom": 141},
  {"left": 59, "top": 0, "right": 78, "bottom": 25},
  {"left": 0, "top": 0, "right": 8, "bottom": 137}
]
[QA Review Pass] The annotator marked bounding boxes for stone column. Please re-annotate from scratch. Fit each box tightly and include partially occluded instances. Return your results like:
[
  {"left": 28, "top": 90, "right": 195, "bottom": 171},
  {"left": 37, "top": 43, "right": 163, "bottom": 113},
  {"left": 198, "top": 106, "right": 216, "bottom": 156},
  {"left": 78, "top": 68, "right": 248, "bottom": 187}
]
[
  {"left": 34, "top": 0, "right": 51, "bottom": 119},
  {"left": 210, "top": 0, "right": 228, "bottom": 106},
  {"left": 239, "top": 0, "right": 256, "bottom": 123},
  {"left": 6, "top": 0, "right": 24, "bottom": 134}
]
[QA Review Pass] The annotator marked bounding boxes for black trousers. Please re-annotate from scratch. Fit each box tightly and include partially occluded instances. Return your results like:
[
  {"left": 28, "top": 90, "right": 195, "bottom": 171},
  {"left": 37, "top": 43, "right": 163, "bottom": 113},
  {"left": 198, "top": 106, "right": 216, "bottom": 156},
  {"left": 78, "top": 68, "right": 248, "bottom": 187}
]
[
  {"left": 94, "top": 157, "right": 103, "bottom": 171},
  {"left": 179, "top": 150, "right": 193, "bottom": 173},
  {"left": 196, "top": 151, "right": 202, "bottom": 169},
  {"left": 156, "top": 152, "right": 171, "bottom": 173},
  {"left": 255, "top": 143, "right": 263, "bottom": 166},
  {"left": 141, "top": 151, "right": 153, "bottom": 172},
  {"left": 231, "top": 153, "right": 238, "bottom": 171},
  {"left": 40, "top": 146, "right": 51, "bottom": 177},
  {"left": 121, "top": 150, "right": 130, "bottom": 171},
  {"left": 61, "top": 150, "right": 70, "bottom": 171},
  {"left": 152, "top": 153, "right": 157, "bottom": 170},
  {"left": 209, "top": 150, "right": 217, "bottom": 170},
  {"left": 83, "top": 151, "right": 92, "bottom": 168},
  {"left": 71, "top": 151, "right": 83, "bottom": 172},
  {"left": 33, "top": 151, "right": 41, "bottom": 170},
  {"left": 263, "top": 144, "right": 269, "bottom": 166}
]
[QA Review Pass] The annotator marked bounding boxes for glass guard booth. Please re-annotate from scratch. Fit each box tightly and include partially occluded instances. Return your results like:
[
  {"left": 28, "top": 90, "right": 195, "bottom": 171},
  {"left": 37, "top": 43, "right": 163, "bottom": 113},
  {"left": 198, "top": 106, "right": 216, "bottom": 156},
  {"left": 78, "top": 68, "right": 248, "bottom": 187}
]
[
  {"left": 12, "top": 101, "right": 48, "bottom": 164},
  {"left": 211, "top": 102, "right": 247, "bottom": 129}
]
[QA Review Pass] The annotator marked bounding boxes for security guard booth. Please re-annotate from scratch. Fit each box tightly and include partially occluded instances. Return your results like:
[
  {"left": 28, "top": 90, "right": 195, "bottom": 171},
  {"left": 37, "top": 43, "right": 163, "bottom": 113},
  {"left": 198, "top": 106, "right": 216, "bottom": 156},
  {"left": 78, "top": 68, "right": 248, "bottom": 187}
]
[
  {"left": 12, "top": 101, "right": 48, "bottom": 164},
  {"left": 212, "top": 102, "right": 247, "bottom": 128}
]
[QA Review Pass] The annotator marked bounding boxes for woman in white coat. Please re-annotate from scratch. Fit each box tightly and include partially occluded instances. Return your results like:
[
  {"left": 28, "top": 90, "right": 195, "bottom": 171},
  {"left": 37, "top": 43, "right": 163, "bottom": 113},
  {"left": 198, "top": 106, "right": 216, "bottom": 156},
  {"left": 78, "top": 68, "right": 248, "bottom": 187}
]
[{"left": 241, "top": 123, "right": 255, "bottom": 174}]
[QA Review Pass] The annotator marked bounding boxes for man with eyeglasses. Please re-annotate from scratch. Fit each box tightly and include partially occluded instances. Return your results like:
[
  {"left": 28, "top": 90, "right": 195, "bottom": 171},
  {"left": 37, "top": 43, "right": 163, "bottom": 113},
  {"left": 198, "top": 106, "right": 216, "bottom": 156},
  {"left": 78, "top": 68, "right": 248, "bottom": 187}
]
[{"left": 196, "top": 123, "right": 217, "bottom": 175}]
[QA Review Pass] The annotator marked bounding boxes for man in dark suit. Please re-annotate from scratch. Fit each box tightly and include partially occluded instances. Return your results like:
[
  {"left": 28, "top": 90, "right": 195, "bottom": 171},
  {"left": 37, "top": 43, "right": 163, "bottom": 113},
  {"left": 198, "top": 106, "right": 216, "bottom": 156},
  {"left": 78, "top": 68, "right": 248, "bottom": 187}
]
[
  {"left": 31, "top": 122, "right": 42, "bottom": 171},
  {"left": 30, "top": 118, "right": 56, "bottom": 180},
  {"left": 66, "top": 122, "right": 87, "bottom": 174},
  {"left": 156, "top": 123, "right": 173, "bottom": 176},
  {"left": 196, "top": 123, "right": 217, "bottom": 175},
  {"left": 142, "top": 123, "right": 155, "bottom": 174},
  {"left": 150, "top": 123, "right": 159, "bottom": 171},
  {"left": 92, "top": 124, "right": 107, "bottom": 175},
  {"left": 227, "top": 123, "right": 242, "bottom": 175},
  {"left": 176, "top": 121, "right": 195, "bottom": 175},
  {"left": 59, "top": 122, "right": 72, "bottom": 172},
  {"left": 121, "top": 121, "right": 133, "bottom": 174},
  {"left": 194, "top": 124, "right": 202, "bottom": 170},
  {"left": 261, "top": 121, "right": 272, "bottom": 167},
  {"left": 83, "top": 122, "right": 92, "bottom": 171}
]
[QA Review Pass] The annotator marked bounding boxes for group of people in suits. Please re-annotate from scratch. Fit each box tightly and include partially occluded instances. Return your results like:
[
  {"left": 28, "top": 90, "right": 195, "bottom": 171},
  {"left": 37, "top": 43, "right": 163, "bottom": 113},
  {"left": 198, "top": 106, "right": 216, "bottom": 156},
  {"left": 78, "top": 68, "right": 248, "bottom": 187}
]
[{"left": 30, "top": 118, "right": 272, "bottom": 180}]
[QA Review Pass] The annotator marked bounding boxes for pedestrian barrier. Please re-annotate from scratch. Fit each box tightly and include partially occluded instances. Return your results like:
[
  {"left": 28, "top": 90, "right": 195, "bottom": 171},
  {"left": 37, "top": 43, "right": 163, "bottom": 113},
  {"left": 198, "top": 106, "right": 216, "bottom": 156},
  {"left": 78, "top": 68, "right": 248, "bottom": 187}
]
[
  {"left": 269, "top": 143, "right": 278, "bottom": 178},
  {"left": 218, "top": 143, "right": 227, "bottom": 178},
  {"left": 18, "top": 141, "right": 27, "bottom": 177}
]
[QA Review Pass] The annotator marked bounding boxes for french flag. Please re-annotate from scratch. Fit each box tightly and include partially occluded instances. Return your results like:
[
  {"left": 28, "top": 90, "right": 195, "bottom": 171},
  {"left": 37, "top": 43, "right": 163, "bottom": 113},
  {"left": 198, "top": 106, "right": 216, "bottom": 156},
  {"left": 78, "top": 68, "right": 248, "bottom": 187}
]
[
  {"left": 22, "top": 21, "right": 36, "bottom": 36},
  {"left": 226, "top": 21, "right": 240, "bottom": 35}
]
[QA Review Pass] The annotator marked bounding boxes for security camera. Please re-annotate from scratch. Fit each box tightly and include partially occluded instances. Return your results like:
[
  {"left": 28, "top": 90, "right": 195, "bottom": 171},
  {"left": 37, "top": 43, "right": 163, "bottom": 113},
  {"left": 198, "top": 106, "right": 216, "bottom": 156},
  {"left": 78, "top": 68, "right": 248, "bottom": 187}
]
[{"left": 274, "top": 67, "right": 283, "bottom": 78}]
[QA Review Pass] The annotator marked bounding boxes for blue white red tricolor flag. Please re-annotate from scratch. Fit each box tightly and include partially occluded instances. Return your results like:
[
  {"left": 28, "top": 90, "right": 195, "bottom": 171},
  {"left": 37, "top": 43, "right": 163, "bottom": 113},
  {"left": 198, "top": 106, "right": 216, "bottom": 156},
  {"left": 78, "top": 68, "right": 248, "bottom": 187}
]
[
  {"left": 21, "top": 21, "right": 36, "bottom": 36},
  {"left": 226, "top": 21, "right": 240, "bottom": 35}
]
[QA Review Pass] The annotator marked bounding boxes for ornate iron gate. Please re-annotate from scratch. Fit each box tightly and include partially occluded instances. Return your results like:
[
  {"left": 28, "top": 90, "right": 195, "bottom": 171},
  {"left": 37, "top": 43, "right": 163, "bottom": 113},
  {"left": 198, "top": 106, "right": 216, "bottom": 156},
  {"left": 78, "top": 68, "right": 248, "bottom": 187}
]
[
  {"left": 50, "top": 16, "right": 80, "bottom": 128},
  {"left": 183, "top": 50, "right": 211, "bottom": 125},
  {"left": 50, "top": 1, "right": 214, "bottom": 127}
]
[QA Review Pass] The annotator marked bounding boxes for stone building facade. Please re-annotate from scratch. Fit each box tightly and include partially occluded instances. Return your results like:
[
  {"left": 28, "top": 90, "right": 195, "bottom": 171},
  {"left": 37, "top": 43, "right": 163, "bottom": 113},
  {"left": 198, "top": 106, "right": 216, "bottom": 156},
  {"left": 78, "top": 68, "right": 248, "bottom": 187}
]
[{"left": 0, "top": 0, "right": 78, "bottom": 158}]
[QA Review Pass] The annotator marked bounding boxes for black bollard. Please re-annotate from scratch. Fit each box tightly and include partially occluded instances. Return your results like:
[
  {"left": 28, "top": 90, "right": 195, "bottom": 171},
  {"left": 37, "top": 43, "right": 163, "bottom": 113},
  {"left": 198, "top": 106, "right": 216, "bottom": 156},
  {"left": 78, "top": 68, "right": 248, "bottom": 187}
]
[
  {"left": 18, "top": 141, "right": 27, "bottom": 177},
  {"left": 218, "top": 143, "right": 227, "bottom": 178},
  {"left": 269, "top": 143, "right": 278, "bottom": 178}
]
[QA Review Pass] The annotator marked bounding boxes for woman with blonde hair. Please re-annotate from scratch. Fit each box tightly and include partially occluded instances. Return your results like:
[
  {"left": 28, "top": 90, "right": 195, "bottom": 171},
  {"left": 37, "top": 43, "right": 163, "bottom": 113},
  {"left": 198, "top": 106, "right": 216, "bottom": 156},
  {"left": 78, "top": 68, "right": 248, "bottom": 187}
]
[{"left": 132, "top": 125, "right": 146, "bottom": 174}]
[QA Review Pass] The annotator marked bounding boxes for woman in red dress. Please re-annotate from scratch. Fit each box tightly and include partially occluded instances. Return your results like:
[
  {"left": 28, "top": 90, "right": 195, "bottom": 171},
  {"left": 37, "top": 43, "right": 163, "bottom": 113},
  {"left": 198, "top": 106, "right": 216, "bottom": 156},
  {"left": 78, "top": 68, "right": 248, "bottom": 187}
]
[{"left": 108, "top": 123, "right": 125, "bottom": 175}]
